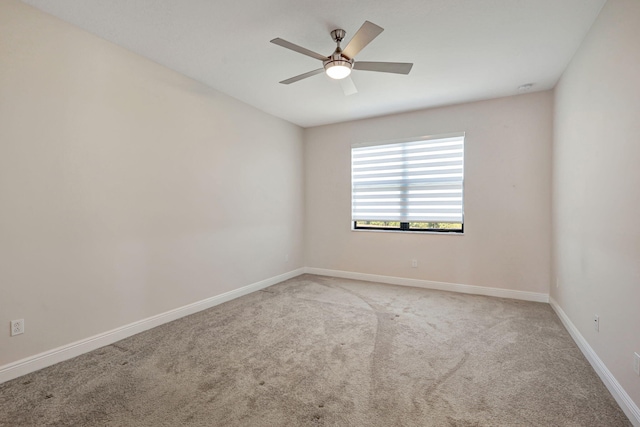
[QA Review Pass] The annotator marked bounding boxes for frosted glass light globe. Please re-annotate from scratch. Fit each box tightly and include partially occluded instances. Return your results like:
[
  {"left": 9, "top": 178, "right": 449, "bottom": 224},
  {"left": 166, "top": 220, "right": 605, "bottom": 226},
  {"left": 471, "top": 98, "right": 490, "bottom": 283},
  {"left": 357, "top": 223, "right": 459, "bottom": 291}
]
[{"left": 325, "top": 62, "right": 352, "bottom": 80}]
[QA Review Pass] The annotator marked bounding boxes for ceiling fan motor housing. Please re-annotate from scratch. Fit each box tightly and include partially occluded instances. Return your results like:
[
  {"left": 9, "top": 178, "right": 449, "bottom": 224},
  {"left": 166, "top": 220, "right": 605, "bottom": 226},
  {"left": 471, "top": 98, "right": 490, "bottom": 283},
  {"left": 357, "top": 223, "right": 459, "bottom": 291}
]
[{"left": 323, "top": 54, "right": 353, "bottom": 71}]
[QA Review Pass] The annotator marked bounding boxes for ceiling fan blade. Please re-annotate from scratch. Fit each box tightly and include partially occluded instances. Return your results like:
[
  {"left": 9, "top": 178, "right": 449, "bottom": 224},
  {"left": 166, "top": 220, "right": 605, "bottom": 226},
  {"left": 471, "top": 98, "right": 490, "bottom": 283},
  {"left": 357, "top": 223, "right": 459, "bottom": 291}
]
[
  {"left": 354, "top": 61, "right": 413, "bottom": 74},
  {"left": 340, "top": 76, "right": 358, "bottom": 96},
  {"left": 279, "top": 68, "right": 324, "bottom": 85},
  {"left": 342, "top": 21, "right": 384, "bottom": 59},
  {"left": 270, "top": 38, "right": 327, "bottom": 61}
]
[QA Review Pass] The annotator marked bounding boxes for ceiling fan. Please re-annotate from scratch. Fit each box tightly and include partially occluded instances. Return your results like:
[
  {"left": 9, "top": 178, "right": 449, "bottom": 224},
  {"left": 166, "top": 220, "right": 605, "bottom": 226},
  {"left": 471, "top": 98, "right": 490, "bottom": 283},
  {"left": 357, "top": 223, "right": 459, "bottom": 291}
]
[{"left": 270, "top": 21, "right": 413, "bottom": 95}]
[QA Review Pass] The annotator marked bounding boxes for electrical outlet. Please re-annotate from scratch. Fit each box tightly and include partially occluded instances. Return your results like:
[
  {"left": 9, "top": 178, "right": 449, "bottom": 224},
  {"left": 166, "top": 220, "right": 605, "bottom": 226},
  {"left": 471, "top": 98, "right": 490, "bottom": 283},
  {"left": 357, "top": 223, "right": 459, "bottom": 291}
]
[
  {"left": 411, "top": 259, "right": 418, "bottom": 268},
  {"left": 555, "top": 277, "right": 560, "bottom": 288},
  {"left": 593, "top": 315, "right": 599, "bottom": 332},
  {"left": 634, "top": 352, "right": 640, "bottom": 376},
  {"left": 10, "top": 319, "right": 24, "bottom": 336},
  {"left": 284, "top": 254, "right": 289, "bottom": 262}
]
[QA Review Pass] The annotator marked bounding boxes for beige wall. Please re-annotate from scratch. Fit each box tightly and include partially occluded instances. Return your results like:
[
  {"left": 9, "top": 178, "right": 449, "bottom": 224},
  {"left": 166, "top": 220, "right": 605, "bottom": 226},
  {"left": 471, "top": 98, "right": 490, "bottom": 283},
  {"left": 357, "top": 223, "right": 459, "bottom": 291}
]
[
  {"left": 552, "top": 0, "right": 640, "bottom": 408},
  {"left": 0, "top": 0, "right": 304, "bottom": 366},
  {"left": 304, "top": 92, "right": 553, "bottom": 294}
]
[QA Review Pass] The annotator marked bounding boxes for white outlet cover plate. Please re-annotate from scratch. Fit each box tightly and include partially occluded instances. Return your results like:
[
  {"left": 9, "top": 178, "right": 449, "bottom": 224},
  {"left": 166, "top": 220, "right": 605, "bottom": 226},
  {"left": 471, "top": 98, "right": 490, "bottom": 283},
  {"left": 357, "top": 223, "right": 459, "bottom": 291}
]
[
  {"left": 10, "top": 319, "right": 24, "bottom": 336},
  {"left": 634, "top": 352, "right": 640, "bottom": 375}
]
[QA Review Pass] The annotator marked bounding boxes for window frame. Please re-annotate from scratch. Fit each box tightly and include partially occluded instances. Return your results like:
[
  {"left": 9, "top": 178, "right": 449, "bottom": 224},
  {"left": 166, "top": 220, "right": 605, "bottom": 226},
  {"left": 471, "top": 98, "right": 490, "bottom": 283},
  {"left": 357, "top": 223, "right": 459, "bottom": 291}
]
[{"left": 351, "top": 132, "right": 465, "bottom": 234}]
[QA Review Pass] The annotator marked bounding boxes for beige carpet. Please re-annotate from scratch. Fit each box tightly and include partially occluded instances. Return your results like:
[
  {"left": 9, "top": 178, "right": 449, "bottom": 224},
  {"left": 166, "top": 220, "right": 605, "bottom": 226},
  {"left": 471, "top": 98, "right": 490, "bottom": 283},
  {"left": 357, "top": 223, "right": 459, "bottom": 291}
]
[{"left": 0, "top": 274, "right": 631, "bottom": 426}]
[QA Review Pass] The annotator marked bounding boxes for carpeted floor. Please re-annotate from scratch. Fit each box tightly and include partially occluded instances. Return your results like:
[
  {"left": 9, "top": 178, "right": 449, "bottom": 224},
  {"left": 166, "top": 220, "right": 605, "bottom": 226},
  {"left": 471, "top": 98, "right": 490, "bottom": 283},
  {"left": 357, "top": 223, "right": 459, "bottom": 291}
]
[{"left": 0, "top": 274, "right": 631, "bottom": 426}]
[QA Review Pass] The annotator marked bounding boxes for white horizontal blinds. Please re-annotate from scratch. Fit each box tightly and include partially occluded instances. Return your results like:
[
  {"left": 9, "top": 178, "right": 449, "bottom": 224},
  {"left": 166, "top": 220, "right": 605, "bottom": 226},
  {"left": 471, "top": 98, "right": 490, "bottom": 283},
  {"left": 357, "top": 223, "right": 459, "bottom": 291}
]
[{"left": 352, "top": 135, "right": 464, "bottom": 223}]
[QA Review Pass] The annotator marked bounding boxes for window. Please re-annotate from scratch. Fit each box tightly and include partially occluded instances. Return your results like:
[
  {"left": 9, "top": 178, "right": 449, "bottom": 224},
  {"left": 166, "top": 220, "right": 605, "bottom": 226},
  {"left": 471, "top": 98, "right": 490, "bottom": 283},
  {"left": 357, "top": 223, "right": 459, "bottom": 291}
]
[{"left": 351, "top": 133, "right": 464, "bottom": 233}]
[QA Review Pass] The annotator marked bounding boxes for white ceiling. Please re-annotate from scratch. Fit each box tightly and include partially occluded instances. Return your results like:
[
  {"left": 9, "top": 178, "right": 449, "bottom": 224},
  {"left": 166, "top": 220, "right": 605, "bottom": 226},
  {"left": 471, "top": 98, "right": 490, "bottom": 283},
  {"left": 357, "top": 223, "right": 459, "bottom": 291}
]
[{"left": 21, "top": 0, "right": 606, "bottom": 128}]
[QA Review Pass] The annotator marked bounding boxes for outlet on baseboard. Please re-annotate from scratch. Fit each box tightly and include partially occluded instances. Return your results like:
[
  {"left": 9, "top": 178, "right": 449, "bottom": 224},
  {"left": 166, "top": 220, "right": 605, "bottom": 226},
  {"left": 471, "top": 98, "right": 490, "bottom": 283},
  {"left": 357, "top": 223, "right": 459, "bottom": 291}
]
[
  {"left": 593, "top": 315, "right": 599, "bottom": 332},
  {"left": 411, "top": 259, "right": 418, "bottom": 268},
  {"left": 634, "top": 352, "right": 640, "bottom": 376}
]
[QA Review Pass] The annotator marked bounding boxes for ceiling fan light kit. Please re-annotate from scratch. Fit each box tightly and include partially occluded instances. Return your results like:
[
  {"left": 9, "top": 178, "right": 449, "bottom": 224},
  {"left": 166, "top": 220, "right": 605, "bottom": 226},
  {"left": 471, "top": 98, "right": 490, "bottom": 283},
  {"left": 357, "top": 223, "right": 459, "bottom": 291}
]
[
  {"left": 271, "top": 21, "right": 413, "bottom": 94},
  {"left": 324, "top": 56, "right": 353, "bottom": 79},
  {"left": 324, "top": 61, "right": 352, "bottom": 79}
]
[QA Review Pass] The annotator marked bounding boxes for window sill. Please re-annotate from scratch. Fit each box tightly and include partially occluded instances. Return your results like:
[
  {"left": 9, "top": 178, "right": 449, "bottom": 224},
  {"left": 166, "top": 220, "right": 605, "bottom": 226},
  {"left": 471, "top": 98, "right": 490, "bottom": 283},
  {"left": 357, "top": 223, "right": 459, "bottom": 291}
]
[{"left": 350, "top": 228, "right": 464, "bottom": 236}]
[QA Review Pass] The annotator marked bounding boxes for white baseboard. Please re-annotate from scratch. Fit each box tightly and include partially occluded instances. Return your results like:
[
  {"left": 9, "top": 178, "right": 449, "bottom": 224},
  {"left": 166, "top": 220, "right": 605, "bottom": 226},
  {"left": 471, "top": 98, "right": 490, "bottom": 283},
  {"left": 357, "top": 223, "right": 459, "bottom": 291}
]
[
  {"left": 0, "top": 268, "right": 305, "bottom": 385},
  {"left": 304, "top": 267, "right": 549, "bottom": 303},
  {"left": 550, "top": 297, "right": 640, "bottom": 426}
]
